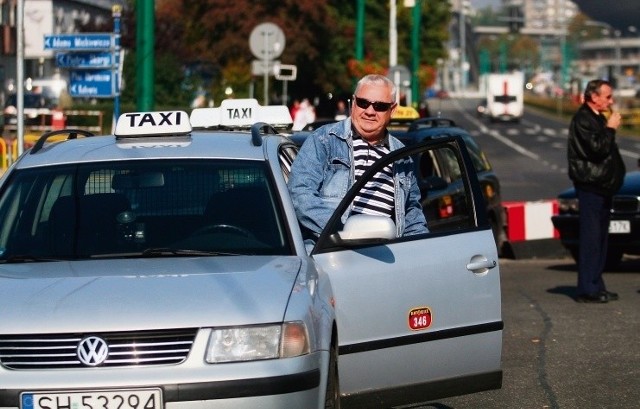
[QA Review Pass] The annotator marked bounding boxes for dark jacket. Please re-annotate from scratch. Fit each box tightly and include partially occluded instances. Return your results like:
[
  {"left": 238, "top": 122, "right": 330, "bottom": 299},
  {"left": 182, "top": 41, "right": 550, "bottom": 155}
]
[{"left": 568, "top": 103, "right": 625, "bottom": 196}]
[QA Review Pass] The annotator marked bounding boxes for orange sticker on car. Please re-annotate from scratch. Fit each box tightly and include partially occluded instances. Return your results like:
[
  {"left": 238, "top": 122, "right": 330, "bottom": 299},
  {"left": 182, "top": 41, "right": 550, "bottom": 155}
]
[{"left": 408, "top": 306, "right": 432, "bottom": 331}]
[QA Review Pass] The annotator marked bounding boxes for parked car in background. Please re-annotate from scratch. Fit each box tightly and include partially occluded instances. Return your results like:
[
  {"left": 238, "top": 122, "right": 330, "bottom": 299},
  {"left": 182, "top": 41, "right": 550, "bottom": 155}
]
[
  {"left": 552, "top": 170, "right": 640, "bottom": 268},
  {"left": 3, "top": 92, "right": 55, "bottom": 132}
]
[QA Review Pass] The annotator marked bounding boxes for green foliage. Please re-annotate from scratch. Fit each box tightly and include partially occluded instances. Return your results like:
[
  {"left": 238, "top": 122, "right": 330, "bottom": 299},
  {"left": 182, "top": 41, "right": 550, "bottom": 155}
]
[{"left": 121, "top": 0, "right": 452, "bottom": 107}]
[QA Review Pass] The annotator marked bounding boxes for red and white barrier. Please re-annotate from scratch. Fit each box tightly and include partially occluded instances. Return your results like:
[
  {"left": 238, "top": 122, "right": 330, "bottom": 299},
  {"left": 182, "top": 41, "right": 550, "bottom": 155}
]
[{"left": 503, "top": 200, "right": 559, "bottom": 242}]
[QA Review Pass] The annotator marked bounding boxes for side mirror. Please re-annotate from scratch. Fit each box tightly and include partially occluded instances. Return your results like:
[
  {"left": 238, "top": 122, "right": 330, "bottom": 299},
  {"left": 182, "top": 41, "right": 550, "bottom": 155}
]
[{"left": 329, "top": 214, "right": 396, "bottom": 246}]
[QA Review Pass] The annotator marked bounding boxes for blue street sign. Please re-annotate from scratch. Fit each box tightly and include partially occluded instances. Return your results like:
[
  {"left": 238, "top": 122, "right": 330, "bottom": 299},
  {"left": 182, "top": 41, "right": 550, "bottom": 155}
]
[
  {"left": 56, "top": 52, "right": 114, "bottom": 69},
  {"left": 69, "top": 70, "right": 115, "bottom": 98},
  {"left": 44, "top": 33, "right": 113, "bottom": 51}
]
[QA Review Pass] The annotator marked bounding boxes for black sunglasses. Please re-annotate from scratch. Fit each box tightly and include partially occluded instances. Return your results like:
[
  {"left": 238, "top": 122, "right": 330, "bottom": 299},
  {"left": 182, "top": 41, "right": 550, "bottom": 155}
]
[{"left": 353, "top": 96, "right": 394, "bottom": 112}]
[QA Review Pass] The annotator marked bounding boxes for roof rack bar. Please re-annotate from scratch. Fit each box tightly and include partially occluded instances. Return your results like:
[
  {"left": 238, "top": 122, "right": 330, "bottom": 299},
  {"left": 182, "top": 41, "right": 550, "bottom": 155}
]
[
  {"left": 31, "top": 129, "right": 95, "bottom": 154},
  {"left": 250, "top": 122, "right": 278, "bottom": 146}
]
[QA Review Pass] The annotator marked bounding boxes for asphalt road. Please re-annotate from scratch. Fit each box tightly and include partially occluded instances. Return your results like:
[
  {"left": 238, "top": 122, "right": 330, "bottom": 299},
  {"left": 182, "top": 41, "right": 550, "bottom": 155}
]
[{"left": 407, "top": 256, "right": 640, "bottom": 409}]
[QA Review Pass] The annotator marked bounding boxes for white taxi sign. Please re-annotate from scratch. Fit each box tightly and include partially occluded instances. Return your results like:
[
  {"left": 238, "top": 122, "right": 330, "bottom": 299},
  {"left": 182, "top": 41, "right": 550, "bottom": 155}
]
[
  {"left": 190, "top": 98, "right": 292, "bottom": 129},
  {"left": 115, "top": 111, "right": 192, "bottom": 137}
]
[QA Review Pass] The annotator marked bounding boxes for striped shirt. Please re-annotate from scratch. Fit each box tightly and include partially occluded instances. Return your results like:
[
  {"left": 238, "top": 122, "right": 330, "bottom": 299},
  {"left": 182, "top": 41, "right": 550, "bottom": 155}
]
[{"left": 351, "top": 134, "right": 395, "bottom": 219}]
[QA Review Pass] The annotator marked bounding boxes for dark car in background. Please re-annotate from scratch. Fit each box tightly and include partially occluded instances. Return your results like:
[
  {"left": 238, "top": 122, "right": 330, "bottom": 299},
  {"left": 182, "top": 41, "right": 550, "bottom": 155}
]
[
  {"left": 552, "top": 170, "right": 640, "bottom": 268},
  {"left": 3, "top": 93, "right": 55, "bottom": 132},
  {"left": 290, "top": 116, "right": 509, "bottom": 256}
]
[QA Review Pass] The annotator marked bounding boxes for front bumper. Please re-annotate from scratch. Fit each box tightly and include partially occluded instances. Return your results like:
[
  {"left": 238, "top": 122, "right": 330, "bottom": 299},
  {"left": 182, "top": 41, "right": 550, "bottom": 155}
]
[
  {"left": 551, "top": 214, "right": 640, "bottom": 255},
  {"left": 0, "top": 351, "right": 326, "bottom": 409}
]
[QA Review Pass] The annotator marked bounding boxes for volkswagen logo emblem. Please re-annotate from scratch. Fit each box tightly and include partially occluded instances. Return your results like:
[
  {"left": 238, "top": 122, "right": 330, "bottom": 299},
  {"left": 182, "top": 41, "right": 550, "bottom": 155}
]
[{"left": 77, "top": 336, "right": 109, "bottom": 366}]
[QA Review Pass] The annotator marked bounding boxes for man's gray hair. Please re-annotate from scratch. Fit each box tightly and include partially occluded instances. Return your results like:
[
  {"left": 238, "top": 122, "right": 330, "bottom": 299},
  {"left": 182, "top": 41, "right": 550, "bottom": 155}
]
[{"left": 355, "top": 74, "right": 397, "bottom": 102}]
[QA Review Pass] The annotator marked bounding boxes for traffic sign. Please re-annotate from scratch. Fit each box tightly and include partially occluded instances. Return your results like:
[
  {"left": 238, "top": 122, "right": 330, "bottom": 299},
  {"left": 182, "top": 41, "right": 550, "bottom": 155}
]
[
  {"left": 249, "top": 23, "right": 285, "bottom": 60},
  {"left": 44, "top": 33, "right": 114, "bottom": 51},
  {"left": 56, "top": 52, "right": 115, "bottom": 69},
  {"left": 275, "top": 64, "right": 297, "bottom": 81},
  {"left": 252, "top": 59, "right": 281, "bottom": 76},
  {"left": 69, "top": 70, "right": 115, "bottom": 98}
]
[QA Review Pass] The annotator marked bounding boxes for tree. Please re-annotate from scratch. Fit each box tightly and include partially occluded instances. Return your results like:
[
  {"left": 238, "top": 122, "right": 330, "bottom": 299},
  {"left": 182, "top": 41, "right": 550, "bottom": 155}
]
[{"left": 121, "top": 0, "right": 451, "bottom": 109}]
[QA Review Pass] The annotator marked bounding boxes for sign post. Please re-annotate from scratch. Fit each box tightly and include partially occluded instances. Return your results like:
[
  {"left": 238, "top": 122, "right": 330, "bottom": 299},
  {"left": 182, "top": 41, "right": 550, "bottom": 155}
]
[
  {"left": 249, "top": 23, "right": 285, "bottom": 105},
  {"left": 44, "top": 5, "right": 123, "bottom": 132}
]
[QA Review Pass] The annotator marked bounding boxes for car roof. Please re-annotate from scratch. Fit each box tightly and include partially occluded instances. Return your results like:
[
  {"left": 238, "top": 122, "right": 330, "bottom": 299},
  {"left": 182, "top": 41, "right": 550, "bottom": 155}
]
[{"left": 13, "top": 99, "right": 295, "bottom": 169}]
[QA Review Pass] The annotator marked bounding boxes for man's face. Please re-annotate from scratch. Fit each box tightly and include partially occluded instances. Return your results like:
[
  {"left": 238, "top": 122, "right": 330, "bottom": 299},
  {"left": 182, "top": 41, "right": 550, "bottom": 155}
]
[
  {"left": 590, "top": 84, "right": 614, "bottom": 112},
  {"left": 351, "top": 83, "right": 397, "bottom": 143}
]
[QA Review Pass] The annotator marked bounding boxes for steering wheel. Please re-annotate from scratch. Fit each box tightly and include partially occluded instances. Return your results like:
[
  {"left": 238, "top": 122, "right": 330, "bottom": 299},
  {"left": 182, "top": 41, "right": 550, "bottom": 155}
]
[{"left": 192, "top": 224, "right": 255, "bottom": 239}]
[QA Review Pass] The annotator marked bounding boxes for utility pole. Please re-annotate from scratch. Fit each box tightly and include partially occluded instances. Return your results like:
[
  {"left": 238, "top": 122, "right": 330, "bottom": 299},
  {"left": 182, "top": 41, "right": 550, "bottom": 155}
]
[
  {"left": 389, "top": 0, "right": 399, "bottom": 103},
  {"left": 411, "top": 1, "right": 421, "bottom": 106},
  {"left": 16, "top": 0, "right": 25, "bottom": 155},
  {"left": 136, "top": 0, "right": 155, "bottom": 111}
]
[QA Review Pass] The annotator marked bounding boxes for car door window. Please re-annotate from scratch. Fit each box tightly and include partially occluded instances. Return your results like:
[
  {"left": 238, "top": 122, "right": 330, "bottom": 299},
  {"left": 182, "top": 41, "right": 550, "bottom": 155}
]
[{"left": 312, "top": 136, "right": 502, "bottom": 406}]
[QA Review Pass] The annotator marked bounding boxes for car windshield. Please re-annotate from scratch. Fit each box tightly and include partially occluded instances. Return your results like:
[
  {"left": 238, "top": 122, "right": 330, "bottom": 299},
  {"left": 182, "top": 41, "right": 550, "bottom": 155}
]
[{"left": 0, "top": 159, "right": 292, "bottom": 261}]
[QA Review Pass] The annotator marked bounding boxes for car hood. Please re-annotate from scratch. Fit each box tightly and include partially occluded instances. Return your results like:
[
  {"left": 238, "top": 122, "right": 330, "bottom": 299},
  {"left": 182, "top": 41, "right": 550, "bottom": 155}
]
[
  {"left": 557, "top": 171, "right": 640, "bottom": 199},
  {"left": 0, "top": 256, "right": 302, "bottom": 334}
]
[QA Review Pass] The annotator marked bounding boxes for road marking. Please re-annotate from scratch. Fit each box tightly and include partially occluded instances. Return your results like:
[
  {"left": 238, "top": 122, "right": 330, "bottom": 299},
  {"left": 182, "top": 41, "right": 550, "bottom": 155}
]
[
  {"left": 454, "top": 99, "right": 639, "bottom": 160},
  {"left": 453, "top": 99, "right": 541, "bottom": 161}
]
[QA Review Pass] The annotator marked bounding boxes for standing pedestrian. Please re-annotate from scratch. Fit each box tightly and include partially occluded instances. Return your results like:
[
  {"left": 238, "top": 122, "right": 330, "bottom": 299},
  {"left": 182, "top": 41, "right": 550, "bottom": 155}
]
[{"left": 568, "top": 79, "right": 626, "bottom": 303}]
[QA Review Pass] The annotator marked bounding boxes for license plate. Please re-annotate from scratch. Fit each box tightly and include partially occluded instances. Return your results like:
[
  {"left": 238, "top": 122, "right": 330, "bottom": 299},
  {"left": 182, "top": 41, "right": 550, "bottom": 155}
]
[
  {"left": 609, "top": 220, "right": 630, "bottom": 234},
  {"left": 20, "top": 388, "right": 162, "bottom": 409}
]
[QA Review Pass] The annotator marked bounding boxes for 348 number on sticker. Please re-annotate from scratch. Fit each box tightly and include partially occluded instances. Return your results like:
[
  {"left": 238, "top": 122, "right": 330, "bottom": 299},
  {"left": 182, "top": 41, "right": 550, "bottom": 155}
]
[{"left": 408, "top": 307, "right": 432, "bottom": 331}]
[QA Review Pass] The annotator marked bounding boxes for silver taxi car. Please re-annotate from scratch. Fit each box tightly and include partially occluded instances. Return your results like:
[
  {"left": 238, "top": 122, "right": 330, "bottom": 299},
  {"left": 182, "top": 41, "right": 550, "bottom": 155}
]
[{"left": 0, "top": 99, "right": 502, "bottom": 409}]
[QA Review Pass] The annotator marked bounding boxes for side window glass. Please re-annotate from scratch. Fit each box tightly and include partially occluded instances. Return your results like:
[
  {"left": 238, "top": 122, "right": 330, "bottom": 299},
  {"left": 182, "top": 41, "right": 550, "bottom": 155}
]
[
  {"left": 279, "top": 145, "right": 298, "bottom": 182},
  {"left": 440, "top": 147, "right": 463, "bottom": 181},
  {"left": 421, "top": 145, "right": 474, "bottom": 234}
]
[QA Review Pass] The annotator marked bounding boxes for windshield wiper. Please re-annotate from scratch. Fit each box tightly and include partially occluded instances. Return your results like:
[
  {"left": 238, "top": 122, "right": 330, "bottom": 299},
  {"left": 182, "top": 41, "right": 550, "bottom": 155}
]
[
  {"left": 0, "top": 254, "right": 66, "bottom": 263},
  {"left": 140, "top": 248, "right": 240, "bottom": 257}
]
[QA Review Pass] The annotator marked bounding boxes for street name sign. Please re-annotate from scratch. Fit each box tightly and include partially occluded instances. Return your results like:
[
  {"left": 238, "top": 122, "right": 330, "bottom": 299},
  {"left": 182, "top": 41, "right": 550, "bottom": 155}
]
[
  {"left": 44, "top": 33, "right": 114, "bottom": 51},
  {"left": 69, "top": 70, "right": 115, "bottom": 98},
  {"left": 56, "top": 52, "right": 114, "bottom": 69}
]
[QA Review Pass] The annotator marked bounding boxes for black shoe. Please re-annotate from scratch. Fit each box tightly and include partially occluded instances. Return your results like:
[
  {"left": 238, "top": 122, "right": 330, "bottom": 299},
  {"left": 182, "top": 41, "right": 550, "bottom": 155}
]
[
  {"left": 601, "top": 290, "right": 619, "bottom": 301},
  {"left": 575, "top": 293, "right": 608, "bottom": 303}
]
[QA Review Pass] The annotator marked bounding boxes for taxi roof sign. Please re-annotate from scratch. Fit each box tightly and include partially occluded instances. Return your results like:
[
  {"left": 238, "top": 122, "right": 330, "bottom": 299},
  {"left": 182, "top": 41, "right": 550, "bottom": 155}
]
[
  {"left": 115, "top": 111, "right": 192, "bottom": 137},
  {"left": 392, "top": 105, "right": 420, "bottom": 120},
  {"left": 190, "top": 98, "right": 292, "bottom": 129}
]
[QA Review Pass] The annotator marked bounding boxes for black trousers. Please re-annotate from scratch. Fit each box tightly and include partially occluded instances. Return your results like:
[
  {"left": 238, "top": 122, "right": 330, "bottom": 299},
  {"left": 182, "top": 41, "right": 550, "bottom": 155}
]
[{"left": 576, "top": 188, "right": 611, "bottom": 296}]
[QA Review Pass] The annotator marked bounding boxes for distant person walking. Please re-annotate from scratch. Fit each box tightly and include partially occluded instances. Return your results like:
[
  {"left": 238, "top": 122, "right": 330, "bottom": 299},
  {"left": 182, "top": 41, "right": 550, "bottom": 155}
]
[
  {"left": 567, "top": 79, "right": 625, "bottom": 303},
  {"left": 292, "top": 98, "right": 316, "bottom": 131}
]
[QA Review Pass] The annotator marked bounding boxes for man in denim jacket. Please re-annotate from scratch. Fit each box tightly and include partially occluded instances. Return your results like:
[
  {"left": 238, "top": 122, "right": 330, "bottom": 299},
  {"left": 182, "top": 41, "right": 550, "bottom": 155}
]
[{"left": 288, "top": 74, "right": 428, "bottom": 240}]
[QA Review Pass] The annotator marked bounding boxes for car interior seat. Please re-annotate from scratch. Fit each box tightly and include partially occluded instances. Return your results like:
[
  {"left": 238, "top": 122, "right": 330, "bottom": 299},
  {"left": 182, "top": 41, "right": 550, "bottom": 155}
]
[
  {"left": 49, "top": 193, "right": 132, "bottom": 256},
  {"left": 203, "top": 185, "right": 282, "bottom": 247}
]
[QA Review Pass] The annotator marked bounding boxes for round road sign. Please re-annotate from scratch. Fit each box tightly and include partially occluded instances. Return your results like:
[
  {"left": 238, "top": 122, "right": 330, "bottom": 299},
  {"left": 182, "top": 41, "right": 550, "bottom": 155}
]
[{"left": 249, "top": 23, "right": 286, "bottom": 60}]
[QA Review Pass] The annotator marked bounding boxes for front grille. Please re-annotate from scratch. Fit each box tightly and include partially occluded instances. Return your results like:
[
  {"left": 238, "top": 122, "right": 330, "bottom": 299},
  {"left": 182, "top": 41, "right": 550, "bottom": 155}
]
[
  {"left": 0, "top": 328, "right": 197, "bottom": 370},
  {"left": 612, "top": 195, "right": 640, "bottom": 214}
]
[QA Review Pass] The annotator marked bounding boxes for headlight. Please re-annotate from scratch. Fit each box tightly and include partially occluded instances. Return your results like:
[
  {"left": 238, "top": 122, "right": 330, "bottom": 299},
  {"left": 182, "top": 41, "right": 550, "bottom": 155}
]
[
  {"left": 206, "top": 321, "right": 309, "bottom": 363},
  {"left": 558, "top": 198, "right": 579, "bottom": 213}
]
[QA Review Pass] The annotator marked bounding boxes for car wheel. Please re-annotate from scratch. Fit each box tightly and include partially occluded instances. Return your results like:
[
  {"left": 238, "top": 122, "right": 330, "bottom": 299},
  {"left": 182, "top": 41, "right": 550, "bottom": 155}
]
[
  {"left": 569, "top": 248, "right": 623, "bottom": 270},
  {"left": 324, "top": 341, "right": 340, "bottom": 409}
]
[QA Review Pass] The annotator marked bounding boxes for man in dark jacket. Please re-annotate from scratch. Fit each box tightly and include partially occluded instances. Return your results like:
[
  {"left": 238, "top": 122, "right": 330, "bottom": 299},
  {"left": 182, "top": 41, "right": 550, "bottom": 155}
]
[{"left": 568, "top": 79, "right": 626, "bottom": 303}]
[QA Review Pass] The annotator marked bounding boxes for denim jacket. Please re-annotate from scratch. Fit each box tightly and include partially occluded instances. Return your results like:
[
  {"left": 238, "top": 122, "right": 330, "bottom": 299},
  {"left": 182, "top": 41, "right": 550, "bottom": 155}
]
[{"left": 288, "top": 118, "right": 428, "bottom": 238}]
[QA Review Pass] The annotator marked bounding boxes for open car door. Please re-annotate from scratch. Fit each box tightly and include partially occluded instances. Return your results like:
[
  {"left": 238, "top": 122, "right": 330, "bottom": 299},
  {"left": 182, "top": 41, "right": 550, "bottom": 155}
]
[{"left": 311, "top": 136, "right": 503, "bottom": 407}]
